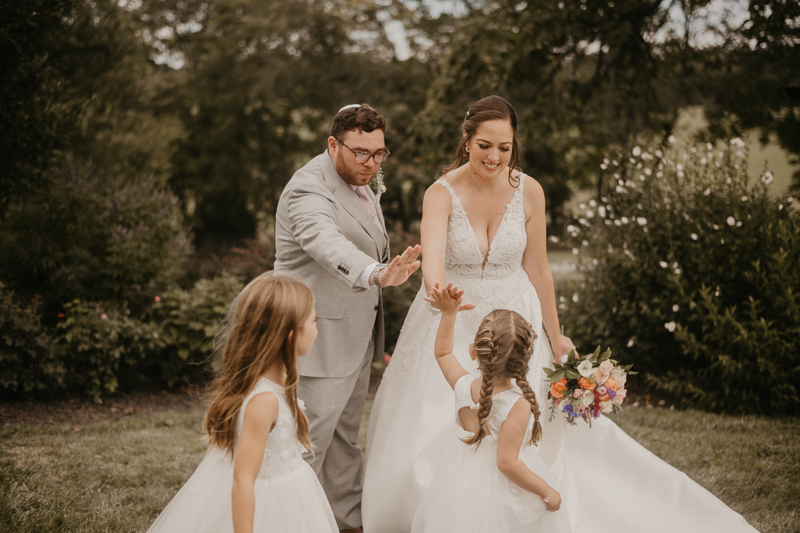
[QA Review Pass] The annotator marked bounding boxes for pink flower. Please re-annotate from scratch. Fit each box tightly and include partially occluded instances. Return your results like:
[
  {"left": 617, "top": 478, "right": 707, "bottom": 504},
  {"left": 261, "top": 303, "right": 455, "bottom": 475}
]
[
  {"left": 601, "top": 401, "right": 614, "bottom": 413},
  {"left": 599, "top": 360, "right": 614, "bottom": 374},
  {"left": 616, "top": 389, "right": 627, "bottom": 400},
  {"left": 573, "top": 389, "right": 584, "bottom": 399},
  {"left": 383, "top": 354, "right": 391, "bottom": 365},
  {"left": 597, "top": 386, "right": 608, "bottom": 396},
  {"left": 592, "top": 369, "right": 609, "bottom": 385}
]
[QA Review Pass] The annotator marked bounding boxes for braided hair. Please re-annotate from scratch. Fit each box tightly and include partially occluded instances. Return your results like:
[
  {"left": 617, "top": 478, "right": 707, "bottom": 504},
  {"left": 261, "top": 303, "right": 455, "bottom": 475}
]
[{"left": 462, "top": 309, "right": 541, "bottom": 448}]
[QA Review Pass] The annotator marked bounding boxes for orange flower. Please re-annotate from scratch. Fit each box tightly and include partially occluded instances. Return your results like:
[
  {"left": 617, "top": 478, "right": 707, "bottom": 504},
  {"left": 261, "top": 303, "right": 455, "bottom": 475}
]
[
  {"left": 605, "top": 377, "right": 618, "bottom": 391},
  {"left": 578, "top": 377, "right": 596, "bottom": 391},
  {"left": 550, "top": 377, "right": 568, "bottom": 399}
]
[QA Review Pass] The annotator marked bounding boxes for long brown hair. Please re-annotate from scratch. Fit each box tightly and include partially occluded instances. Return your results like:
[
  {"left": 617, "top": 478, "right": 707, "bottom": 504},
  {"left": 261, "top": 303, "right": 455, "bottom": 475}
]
[
  {"left": 440, "top": 95, "right": 521, "bottom": 187},
  {"left": 463, "top": 309, "right": 542, "bottom": 448},
  {"left": 203, "top": 272, "right": 314, "bottom": 456}
]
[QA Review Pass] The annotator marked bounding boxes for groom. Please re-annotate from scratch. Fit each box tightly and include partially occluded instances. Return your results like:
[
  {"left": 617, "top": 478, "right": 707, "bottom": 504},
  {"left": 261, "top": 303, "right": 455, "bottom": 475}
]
[{"left": 274, "top": 103, "right": 421, "bottom": 532}]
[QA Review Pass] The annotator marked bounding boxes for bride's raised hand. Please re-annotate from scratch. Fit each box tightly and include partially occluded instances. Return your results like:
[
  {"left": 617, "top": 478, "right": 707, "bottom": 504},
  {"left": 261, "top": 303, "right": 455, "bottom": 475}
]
[{"left": 378, "top": 245, "right": 422, "bottom": 287}]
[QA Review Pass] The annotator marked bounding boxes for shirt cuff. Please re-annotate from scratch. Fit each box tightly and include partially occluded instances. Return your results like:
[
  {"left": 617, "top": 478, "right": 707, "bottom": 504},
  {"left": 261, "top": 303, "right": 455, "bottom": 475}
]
[{"left": 355, "top": 262, "right": 380, "bottom": 289}]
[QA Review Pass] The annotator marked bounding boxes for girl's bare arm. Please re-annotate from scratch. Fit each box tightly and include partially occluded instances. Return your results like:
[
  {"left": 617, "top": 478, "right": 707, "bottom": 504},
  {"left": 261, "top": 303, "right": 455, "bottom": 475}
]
[
  {"left": 496, "top": 398, "right": 562, "bottom": 512},
  {"left": 232, "top": 393, "right": 279, "bottom": 533}
]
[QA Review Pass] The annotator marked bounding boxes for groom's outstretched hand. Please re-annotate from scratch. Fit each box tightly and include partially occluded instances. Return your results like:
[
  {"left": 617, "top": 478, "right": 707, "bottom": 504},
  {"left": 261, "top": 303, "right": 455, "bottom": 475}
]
[{"left": 377, "top": 245, "right": 422, "bottom": 287}]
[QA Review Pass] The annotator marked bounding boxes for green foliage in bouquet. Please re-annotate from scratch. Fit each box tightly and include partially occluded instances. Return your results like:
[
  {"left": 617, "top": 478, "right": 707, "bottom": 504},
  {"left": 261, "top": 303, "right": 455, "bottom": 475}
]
[
  {"left": 544, "top": 346, "right": 635, "bottom": 426},
  {"left": 0, "top": 283, "right": 65, "bottom": 396},
  {"left": 559, "top": 138, "right": 800, "bottom": 415},
  {"left": 151, "top": 273, "right": 245, "bottom": 387},
  {"left": 57, "top": 301, "right": 165, "bottom": 400}
]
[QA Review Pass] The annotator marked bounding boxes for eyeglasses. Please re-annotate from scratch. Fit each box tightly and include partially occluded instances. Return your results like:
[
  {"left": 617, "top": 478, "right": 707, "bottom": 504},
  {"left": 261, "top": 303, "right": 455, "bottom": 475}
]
[{"left": 339, "top": 140, "right": 390, "bottom": 164}]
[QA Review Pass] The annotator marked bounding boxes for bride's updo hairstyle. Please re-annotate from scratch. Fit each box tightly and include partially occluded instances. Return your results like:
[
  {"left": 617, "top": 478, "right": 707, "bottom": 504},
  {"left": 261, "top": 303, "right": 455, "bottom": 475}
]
[
  {"left": 203, "top": 272, "right": 314, "bottom": 457},
  {"left": 440, "top": 95, "right": 521, "bottom": 187},
  {"left": 464, "top": 309, "right": 543, "bottom": 448}
]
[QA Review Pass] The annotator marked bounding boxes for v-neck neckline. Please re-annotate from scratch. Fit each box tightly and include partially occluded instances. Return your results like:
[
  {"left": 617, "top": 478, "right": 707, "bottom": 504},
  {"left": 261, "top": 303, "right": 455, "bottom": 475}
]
[{"left": 442, "top": 178, "right": 523, "bottom": 267}]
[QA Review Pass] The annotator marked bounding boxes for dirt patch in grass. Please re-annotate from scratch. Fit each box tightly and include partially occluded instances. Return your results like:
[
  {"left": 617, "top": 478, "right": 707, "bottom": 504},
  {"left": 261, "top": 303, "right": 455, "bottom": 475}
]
[
  {"left": 1, "top": 366, "right": 386, "bottom": 428},
  {"left": 0, "top": 388, "right": 207, "bottom": 427}
]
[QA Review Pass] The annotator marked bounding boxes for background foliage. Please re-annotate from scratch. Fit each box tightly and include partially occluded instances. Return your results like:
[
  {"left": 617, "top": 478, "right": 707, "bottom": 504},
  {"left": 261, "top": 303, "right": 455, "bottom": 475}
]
[
  {"left": 560, "top": 139, "right": 799, "bottom": 414},
  {"left": 0, "top": 0, "right": 798, "bottom": 407}
]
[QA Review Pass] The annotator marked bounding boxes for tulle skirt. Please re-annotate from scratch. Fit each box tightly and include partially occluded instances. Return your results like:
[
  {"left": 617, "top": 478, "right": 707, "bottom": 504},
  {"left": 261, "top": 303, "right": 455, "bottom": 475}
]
[
  {"left": 147, "top": 447, "right": 337, "bottom": 533},
  {"left": 411, "top": 428, "right": 572, "bottom": 533}
]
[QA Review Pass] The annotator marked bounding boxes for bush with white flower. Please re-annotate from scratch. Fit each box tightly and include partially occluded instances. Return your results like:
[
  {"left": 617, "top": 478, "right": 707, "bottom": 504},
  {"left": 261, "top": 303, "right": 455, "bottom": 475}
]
[{"left": 559, "top": 138, "right": 800, "bottom": 415}]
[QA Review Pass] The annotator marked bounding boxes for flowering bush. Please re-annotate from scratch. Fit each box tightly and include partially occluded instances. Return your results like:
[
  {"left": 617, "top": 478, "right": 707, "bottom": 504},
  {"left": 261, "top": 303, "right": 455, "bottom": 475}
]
[
  {"left": 57, "top": 301, "right": 165, "bottom": 399},
  {"left": 559, "top": 138, "right": 800, "bottom": 415},
  {"left": 151, "top": 272, "right": 244, "bottom": 387},
  {"left": 544, "top": 347, "right": 634, "bottom": 425},
  {"left": 0, "top": 283, "right": 65, "bottom": 396}
]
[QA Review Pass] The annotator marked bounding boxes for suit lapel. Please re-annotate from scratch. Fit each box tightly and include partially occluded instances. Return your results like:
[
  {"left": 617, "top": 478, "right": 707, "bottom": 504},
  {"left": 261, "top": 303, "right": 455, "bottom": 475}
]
[{"left": 319, "top": 153, "right": 389, "bottom": 257}]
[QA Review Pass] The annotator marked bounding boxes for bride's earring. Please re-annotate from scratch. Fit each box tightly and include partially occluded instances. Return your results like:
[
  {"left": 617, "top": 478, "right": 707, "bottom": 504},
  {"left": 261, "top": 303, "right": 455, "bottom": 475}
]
[{"left": 465, "top": 147, "right": 470, "bottom": 153}]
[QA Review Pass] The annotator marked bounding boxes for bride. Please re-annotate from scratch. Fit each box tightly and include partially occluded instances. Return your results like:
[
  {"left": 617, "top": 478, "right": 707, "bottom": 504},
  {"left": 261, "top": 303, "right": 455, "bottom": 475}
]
[{"left": 362, "top": 95, "right": 757, "bottom": 533}]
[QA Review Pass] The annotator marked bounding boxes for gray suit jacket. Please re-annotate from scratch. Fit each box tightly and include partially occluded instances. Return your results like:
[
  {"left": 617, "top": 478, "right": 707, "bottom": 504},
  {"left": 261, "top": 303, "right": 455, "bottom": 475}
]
[{"left": 274, "top": 152, "right": 390, "bottom": 378}]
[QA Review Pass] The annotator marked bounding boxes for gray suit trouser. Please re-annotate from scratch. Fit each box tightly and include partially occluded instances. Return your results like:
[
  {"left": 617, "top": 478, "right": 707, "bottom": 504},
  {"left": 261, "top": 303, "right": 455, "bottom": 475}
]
[{"left": 299, "top": 335, "right": 374, "bottom": 529}]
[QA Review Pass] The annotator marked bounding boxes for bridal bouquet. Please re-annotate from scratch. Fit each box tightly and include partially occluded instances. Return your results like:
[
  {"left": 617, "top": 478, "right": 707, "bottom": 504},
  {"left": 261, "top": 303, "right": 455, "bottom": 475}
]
[{"left": 544, "top": 346, "right": 636, "bottom": 426}]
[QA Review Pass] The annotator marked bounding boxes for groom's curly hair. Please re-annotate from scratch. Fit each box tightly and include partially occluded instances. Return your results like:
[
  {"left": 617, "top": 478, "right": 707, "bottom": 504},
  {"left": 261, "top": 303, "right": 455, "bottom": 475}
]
[
  {"left": 463, "top": 309, "right": 543, "bottom": 449},
  {"left": 330, "top": 103, "right": 386, "bottom": 142}
]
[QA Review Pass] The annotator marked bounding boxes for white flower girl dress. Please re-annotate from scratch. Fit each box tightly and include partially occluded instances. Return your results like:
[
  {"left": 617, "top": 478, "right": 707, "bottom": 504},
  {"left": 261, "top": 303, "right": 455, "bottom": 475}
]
[
  {"left": 411, "top": 374, "right": 572, "bottom": 533},
  {"left": 147, "top": 377, "right": 337, "bottom": 533}
]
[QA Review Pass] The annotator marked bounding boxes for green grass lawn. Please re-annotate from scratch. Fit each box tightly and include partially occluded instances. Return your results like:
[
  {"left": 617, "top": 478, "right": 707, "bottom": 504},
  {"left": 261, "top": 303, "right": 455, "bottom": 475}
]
[{"left": 1, "top": 406, "right": 797, "bottom": 532}]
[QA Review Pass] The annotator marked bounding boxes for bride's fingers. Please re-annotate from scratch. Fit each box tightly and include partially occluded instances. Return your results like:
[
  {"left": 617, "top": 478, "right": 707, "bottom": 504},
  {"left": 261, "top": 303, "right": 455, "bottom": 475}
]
[{"left": 460, "top": 303, "right": 477, "bottom": 311}]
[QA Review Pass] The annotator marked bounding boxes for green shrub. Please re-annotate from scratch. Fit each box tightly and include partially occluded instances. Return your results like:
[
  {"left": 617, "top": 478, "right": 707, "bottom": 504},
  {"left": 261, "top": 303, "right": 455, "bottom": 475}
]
[
  {"left": 151, "top": 272, "right": 244, "bottom": 387},
  {"left": 560, "top": 138, "right": 799, "bottom": 415},
  {"left": 0, "top": 283, "right": 65, "bottom": 396},
  {"left": 0, "top": 161, "right": 190, "bottom": 319},
  {"left": 57, "top": 301, "right": 165, "bottom": 399}
]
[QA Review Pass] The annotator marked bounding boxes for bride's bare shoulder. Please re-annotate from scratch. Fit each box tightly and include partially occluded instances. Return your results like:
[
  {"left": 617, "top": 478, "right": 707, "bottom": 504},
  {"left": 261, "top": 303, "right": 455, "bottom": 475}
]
[
  {"left": 423, "top": 177, "right": 453, "bottom": 211},
  {"left": 520, "top": 172, "right": 545, "bottom": 200}
]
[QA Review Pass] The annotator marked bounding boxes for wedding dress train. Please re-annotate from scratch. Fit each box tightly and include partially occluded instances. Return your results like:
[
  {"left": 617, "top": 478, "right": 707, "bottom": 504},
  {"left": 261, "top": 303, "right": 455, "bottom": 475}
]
[{"left": 362, "top": 176, "right": 757, "bottom": 533}]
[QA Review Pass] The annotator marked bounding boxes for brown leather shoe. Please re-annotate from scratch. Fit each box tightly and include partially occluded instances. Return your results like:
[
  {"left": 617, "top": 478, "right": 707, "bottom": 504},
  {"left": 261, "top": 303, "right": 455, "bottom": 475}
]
[{"left": 339, "top": 528, "right": 363, "bottom": 533}]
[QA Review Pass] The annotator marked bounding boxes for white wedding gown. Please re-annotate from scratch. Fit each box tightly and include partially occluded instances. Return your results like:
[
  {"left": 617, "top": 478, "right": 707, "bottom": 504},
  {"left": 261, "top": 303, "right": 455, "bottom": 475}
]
[{"left": 362, "top": 176, "right": 758, "bottom": 533}]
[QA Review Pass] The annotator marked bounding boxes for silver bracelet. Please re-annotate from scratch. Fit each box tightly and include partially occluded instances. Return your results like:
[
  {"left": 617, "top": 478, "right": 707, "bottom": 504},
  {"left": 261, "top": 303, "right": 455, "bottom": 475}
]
[
  {"left": 372, "top": 264, "right": 384, "bottom": 288},
  {"left": 425, "top": 301, "right": 441, "bottom": 316}
]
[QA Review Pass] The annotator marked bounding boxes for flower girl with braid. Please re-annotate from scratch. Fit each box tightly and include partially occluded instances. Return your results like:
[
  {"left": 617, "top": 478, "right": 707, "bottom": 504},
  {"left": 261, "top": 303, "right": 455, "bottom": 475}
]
[
  {"left": 411, "top": 282, "right": 572, "bottom": 533},
  {"left": 147, "top": 273, "right": 337, "bottom": 533}
]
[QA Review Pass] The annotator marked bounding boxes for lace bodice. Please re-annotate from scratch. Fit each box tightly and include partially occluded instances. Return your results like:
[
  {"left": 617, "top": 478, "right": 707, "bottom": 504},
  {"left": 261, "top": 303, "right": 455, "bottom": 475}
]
[
  {"left": 236, "top": 377, "right": 307, "bottom": 478},
  {"left": 436, "top": 177, "right": 527, "bottom": 281}
]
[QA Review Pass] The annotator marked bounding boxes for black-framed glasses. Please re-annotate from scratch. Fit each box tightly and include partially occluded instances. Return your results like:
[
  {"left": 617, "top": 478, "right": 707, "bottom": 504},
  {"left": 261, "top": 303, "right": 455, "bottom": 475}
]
[{"left": 339, "top": 140, "right": 390, "bottom": 164}]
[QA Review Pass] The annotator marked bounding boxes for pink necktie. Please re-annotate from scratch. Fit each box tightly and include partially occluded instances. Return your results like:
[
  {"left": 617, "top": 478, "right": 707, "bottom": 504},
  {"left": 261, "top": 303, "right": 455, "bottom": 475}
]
[{"left": 355, "top": 186, "right": 383, "bottom": 232}]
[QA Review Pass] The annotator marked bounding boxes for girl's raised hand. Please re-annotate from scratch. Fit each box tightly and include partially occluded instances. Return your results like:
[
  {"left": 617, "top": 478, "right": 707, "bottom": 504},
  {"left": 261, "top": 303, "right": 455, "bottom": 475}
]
[{"left": 424, "top": 282, "right": 475, "bottom": 313}]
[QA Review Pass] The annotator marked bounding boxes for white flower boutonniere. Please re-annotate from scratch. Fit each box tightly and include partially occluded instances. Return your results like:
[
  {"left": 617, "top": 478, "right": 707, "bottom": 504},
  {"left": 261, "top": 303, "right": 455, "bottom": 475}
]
[{"left": 370, "top": 168, "right": 387, "bottom": 202}]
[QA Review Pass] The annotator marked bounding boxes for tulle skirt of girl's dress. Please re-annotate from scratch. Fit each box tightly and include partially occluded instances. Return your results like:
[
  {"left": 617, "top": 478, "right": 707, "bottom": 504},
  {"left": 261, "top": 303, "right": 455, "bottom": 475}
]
[
  {"left": 411, "top": 429, "right": 572, "bottom": 533},
  {"left": 146, "top": 447, "right": 337, "bottom": 533}
]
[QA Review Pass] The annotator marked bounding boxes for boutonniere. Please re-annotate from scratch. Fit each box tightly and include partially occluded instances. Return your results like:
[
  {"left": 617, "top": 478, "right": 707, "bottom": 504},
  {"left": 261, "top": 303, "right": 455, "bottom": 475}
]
[{"left": 369, "top": 168, "right": 387, "bottom": 202}]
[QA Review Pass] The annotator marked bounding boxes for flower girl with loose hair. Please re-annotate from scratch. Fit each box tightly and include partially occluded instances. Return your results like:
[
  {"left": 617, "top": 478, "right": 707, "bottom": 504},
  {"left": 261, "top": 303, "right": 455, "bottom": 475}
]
[
  {"left": 147, "top": 272, "right": 337, "bottom": 533},
  {"left": 411, "top": 282, "right": 572, "bottom": 533}
]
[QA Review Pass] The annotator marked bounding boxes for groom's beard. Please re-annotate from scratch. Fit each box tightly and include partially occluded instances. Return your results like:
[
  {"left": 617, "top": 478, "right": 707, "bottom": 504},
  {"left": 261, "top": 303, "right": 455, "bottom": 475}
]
[{"left": 334, "top": 149, "right": 379, "bottom": 187}]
